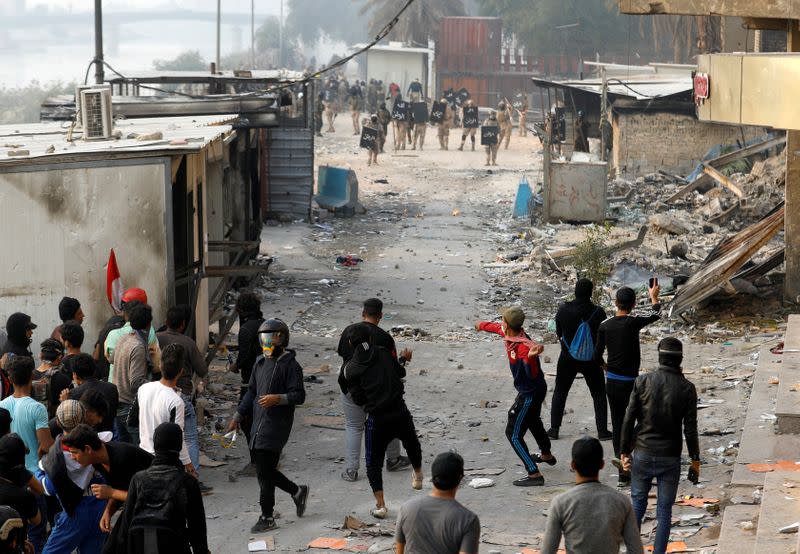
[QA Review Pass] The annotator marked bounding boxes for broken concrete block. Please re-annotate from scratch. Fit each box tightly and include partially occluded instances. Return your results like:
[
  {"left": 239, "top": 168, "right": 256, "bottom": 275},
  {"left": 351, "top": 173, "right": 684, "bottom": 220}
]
[{"left": 649, "top": 213, "right": 691, "bottom": 235}]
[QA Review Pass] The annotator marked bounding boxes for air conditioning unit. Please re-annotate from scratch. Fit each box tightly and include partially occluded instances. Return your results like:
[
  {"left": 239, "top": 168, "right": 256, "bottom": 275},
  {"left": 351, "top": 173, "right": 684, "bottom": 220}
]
[
  {"left": 74, "top": 84, "right": 110, "bottom": 128},
  {"left": 80, "top": 88, "right": 113, "bottom": 140}
]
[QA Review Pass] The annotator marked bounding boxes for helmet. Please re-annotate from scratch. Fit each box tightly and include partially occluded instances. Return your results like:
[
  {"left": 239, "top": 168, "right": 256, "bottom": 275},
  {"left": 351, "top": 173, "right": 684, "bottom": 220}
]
[
  {"left": 371, "top": 114, "right": 378, "bottom": 123},
  {"left": 258, "top": 318, "right": 290, "bottom": 355},
  {"left": 0, "top": 506, "right": 24, "bottom": 552},
  {"left": 498, "top": 101, "right": 506, "bottom": 110},
  {"left": 121, "top": 288, "right": 147, "bottom": 305}
]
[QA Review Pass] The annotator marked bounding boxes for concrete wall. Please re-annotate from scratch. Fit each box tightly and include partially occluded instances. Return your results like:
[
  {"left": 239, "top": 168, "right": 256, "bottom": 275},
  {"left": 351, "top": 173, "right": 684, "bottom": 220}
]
[
  {"left": 545, "top": 160, "right": 608, "bottom": 222},
  {"left": 612, "top": 111, "right": 765, "bottom": 178},
  {"left": 0, "top": 161, "right": 169, "bottom": 352}
]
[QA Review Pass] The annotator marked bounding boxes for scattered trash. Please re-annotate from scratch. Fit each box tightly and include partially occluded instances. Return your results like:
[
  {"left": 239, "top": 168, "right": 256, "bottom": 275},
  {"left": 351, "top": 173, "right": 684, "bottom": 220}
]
[
  {"left": 307, "top": 537, "right": 348, "bottom": 550},
  {"left": 336, "top": 255, "right": 363, "bottom": 267},
  {"left": 747, "top": 460, "right": 800, "bottom": 473},
  {"left": 468, "top": 478, "right": 495, "bottom": 489},
  {"left": 464, "top": 468, "right": 506, "bottom": 476},
  {"left": 452, "top": 208, "right": 461, "bottom": 216},
  {"left": 248, "top": 537, "right": 275, "bottom": 551},
  {"left": 779, "top": 522, "right": 799, "bottom": 534},
  {"left": 676, "top": 497, "right": 719, "bottom": 508}
]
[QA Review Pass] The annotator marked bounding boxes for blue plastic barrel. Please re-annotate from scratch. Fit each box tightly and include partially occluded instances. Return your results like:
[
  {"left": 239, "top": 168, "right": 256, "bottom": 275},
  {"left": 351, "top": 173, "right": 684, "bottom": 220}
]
[{"left": 513, "top": 176, "right": 532, "bottom": 218}]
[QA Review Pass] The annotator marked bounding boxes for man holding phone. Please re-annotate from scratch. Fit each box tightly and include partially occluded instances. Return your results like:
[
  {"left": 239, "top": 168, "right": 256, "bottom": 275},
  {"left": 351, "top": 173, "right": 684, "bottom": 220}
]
[
  {"left": 619, "top": 337, "right": 700, "bottom": 554},
  {"left": 593, "top": 279, "right": 661, "bottom": 487}
]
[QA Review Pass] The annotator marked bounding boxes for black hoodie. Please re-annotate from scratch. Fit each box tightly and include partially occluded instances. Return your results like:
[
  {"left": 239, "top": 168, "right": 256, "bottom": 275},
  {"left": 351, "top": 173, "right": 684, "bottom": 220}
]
[
  {"left": 343, "top": 343, "right": 406, "bottom": 414},
  {"left": 1, "top": 313, "right": 34, "bottom": 358},
  {"left": 236, "top": 310, "right": 264, "bottom": 384}
]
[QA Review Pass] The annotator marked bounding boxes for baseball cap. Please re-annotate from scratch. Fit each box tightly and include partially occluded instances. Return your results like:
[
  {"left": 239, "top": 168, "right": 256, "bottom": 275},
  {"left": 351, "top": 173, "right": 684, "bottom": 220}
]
[
  {"left": 501, "top": 306, "right": 525, "bottom": 329},
  {"left": 56, "top": 400, "right": 85, "bottom": 433},
  {"left": 121, "top": 287, "right": 148, "bottom": 305},
  {"left": 431, "top": 451, "right": 464, "bottom": 490}
]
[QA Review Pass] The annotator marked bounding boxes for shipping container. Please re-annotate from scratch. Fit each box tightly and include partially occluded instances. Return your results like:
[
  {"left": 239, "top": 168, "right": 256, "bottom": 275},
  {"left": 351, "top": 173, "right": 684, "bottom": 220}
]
[{"left": 436, "top": 17, "right": 503, "bottom": 74}]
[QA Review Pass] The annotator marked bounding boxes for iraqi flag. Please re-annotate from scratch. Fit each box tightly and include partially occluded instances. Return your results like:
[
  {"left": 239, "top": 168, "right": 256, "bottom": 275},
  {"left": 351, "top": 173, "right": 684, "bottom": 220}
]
[{"left": 106, "top": 249, "right": 124, "bottom": 312}]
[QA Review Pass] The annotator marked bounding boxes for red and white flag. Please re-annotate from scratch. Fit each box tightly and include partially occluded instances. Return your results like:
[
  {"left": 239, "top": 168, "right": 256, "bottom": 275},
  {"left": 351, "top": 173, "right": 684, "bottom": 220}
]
[{"left": 106, "top": 249, "right": 124, "bottom": 312}]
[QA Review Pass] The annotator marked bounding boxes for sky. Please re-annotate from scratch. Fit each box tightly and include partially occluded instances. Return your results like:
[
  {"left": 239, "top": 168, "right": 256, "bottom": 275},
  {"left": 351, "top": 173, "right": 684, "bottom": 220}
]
[{"left": 0, "top": 1, "right": 287, "bottom": 87}]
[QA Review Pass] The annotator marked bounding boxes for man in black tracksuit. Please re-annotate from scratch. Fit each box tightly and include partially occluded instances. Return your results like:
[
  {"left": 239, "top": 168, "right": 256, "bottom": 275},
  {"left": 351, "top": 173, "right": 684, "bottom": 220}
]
[
  {"left": 549, "top": 279, "right": 609, "bottom": 441},
  {"left": 594, "top": 284, "right": 661, "bottom": 486},
  {"left": 343, "top": 323, "right": 423, "bottom": 520},
  {"left": 229, "top": 319, "right": 308, "bottom": 533}
]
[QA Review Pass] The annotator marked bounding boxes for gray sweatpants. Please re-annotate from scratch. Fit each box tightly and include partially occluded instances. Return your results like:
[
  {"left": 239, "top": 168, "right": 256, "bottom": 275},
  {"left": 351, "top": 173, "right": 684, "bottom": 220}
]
[{"left": 341, "top": 391, "right": 400, "bottom": 472}]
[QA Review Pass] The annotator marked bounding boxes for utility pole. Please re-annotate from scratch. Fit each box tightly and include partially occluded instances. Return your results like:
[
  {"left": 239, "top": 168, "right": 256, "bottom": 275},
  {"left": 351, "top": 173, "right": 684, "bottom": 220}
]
[
  {"left": 250, "top": 0, "right": 255, "bottom": 68},
  {"left": 216, "top": 0, "right": 221, "bottom": 71},
  {"left": 279, "top": 0, "right": 284, "bottom": 68},
  {"left": 94, "top": 0, "right": 104, "bottom": 84}
]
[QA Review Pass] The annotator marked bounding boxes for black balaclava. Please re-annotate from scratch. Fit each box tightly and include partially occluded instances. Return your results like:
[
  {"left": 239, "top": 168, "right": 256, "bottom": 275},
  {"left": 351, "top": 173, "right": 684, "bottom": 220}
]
[
  {"left": 658, "top": 337, "right": 683, "bottom": 369},
  {"left": 153, "top": 422, "right": 183, "bottom": 469}
]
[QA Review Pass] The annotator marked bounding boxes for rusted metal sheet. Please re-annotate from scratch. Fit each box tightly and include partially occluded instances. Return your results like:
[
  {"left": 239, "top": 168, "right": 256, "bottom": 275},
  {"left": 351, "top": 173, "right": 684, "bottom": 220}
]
[{"left": 436, "top": 17, "right": 502, "bottom": 74}]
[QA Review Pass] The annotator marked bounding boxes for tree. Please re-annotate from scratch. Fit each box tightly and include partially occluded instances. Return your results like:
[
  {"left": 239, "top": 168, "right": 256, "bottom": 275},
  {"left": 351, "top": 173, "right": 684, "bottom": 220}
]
[
  {"left": 360, "top": 0, "right": 466, "bottom": 45},
  {"left": 285, "top": 0, "right": 368, "bottom": 46},
  {"left": 255, "top": 15, "right": 304, "bottom": 68},
  {"left": 153, "top": 50, "right": 207, "bottom": 71}
]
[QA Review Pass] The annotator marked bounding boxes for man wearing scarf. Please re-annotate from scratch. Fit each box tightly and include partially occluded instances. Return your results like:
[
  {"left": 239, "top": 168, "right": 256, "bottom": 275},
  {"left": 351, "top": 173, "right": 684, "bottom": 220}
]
[
  {"left": 37, "top": 400, "right": 109, "bottom": 554},
  {"left": 112, "top": 423, "right": 208, "bottom": 554}
]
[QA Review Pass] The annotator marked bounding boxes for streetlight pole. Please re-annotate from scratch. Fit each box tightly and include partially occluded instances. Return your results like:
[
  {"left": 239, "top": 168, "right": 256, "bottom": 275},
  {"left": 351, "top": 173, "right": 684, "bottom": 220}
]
[
  {"left": 94, "top": 0, "right": 104, "bottom": 84},
  {"left": 216, "top": 0, "right": 221, "bottom": 71},
  {"left": 250, "top": 0, "right": 255, "bottom": 68},
  {"left": 279, "top": 0, "right": 284, "bottom": 68}
]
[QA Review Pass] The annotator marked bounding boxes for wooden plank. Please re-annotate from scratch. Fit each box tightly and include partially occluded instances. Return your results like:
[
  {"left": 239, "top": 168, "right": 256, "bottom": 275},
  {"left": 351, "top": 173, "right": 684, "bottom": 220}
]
[
  {"left": 668, "top": 135, "right": 786, "bottom": 202},
  {"left": 703, "top": 164, "right": 745, "bottom": 198},
  {"left": 207, "top": 240, "right": 260, "bottom": 252},
  {"left": 670, "top": 207, "right": 784, "bottom": 316}
]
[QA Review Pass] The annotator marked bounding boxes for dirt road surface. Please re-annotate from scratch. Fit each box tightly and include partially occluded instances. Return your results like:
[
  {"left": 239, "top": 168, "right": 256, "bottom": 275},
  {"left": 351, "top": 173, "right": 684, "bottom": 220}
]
[{"left": 200, "top": 115, "right": 760, "bottom": 553}]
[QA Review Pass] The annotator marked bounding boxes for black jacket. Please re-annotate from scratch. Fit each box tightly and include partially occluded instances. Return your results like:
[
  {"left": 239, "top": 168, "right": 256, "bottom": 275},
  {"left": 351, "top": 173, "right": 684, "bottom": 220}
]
[
  {"left": 1, "top": 313, "right": 33, "bottom": 358},
  {"left": 594, "top": 304, "right": 661, "bottom": 377},
  {"left": 555, "top": 298, "right": 606, "bottom": 363},
  {"left": 337, "top": 322, "right": 397, "bottom": 394},
  {"left": 236, "top": 349, "right": 305, "bottom": 451},
  {"left": 343, "top": 343, "right": 405, "bottom": 414},
  {"left": 236, "top": 311, "right": 264, "bottom": 384},
  {"left": 620, "top": 365, "right": 699, "bottom": 461},
  {"left": 111, "top": 457, "right": 207, "bottom": 554}
]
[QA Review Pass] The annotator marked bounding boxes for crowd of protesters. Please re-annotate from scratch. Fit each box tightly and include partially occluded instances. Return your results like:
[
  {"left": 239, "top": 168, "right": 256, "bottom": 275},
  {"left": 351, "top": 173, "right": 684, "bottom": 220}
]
[
  {"left": 0, "top": 275, "right": 700, "bottom": 554},
  {"left": 0, "top": 290, "right": 209, "bottom": 553}
]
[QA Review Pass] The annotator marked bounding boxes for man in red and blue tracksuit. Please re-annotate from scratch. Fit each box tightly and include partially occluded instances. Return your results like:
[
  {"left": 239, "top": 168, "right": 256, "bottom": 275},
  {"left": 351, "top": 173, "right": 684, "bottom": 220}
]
[{"left": 476, "top": 307, "right": 556, "bottom": 486}]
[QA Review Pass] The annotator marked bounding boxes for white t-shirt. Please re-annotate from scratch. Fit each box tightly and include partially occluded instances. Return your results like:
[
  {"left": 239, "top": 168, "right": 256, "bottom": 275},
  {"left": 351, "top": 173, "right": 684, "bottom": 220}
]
[{"left": 137, "top": 381, "right": 190, "bottom": 465}]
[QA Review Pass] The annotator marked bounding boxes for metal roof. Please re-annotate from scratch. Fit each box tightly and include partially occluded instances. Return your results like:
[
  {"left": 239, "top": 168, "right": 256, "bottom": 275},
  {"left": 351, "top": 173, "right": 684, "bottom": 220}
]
[
  {"left": 532, "top": 76, "right": 693, "bottom": 100},
  {"left": 0, "top": 114, "right": 236, "bottom": 166},
  {"left": 105, "top": 69, "right": 306, "bottom": 83}
]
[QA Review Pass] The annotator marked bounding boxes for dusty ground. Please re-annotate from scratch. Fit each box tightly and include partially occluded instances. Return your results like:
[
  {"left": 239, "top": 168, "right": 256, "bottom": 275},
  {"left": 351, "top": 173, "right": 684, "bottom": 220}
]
[{"left": 199, "top": 115, "right": 783, "bottom": 553}]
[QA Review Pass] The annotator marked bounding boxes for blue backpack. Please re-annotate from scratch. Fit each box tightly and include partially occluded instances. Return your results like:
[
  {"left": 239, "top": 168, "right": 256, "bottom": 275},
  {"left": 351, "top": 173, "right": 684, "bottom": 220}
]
[{"left": 563, "top": 308, "right": 600, "bottom": 361}]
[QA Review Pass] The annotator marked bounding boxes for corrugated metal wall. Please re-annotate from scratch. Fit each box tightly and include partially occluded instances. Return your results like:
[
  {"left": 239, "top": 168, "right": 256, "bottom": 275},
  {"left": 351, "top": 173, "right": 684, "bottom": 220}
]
[
  {"left": 264, "top": 128, "right": 313, "bottom": 221},
  {"left": 436, "top": 17, "right": 502, "bottom": 73}
]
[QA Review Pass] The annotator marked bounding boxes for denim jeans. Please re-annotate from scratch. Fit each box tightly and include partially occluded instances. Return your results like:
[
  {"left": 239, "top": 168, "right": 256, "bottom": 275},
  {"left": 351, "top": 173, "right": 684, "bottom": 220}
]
[
  {"left": 182, "top": 393, "right": 200, "bottom": 476},
  {"left": 340, "top": 392, "right": 399, "bottom": 473},
  {"left": 631, "top": 451, "right": 681, "bottom": 554},
  {"left": 115, "top": 403, "right": 140, "bottom": 446}
]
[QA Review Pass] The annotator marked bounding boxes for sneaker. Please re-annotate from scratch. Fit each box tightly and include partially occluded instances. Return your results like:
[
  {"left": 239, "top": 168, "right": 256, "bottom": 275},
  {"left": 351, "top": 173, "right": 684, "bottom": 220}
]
[
  {"left": 293, "top": 485, "right": 309, "bottom": 517},
  {"left": 412, "top": 473, "right": 424, "bottom": 490},
  {"left": 547, "top": 427, "right": 559, "bottom": 440},
  {"left": 531, "top": 453, "right": 557, "bottom": 466},
  {"left": 371, "top": 506, "right": 388, "bottom": 519},
  {"left": 198, "top": 481, "right": 214, "bottom": 494},
  {"left": 341, "top": 469, "right": 358, "bottom": 482},
  {"left": 617, "top": 472, "right": 631, "bottom": 489},
  {"left": 513, "top": 475, "right": 545, "bottom": 487},
  {"left": 250, "top": 515, "right": 277, "bottom": 533},
  {"left": 386, "top": 456, "right": 412, "bottom": 472},
  {"left": 598, "top": 430, "right": 613, "bottom": 441}
]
